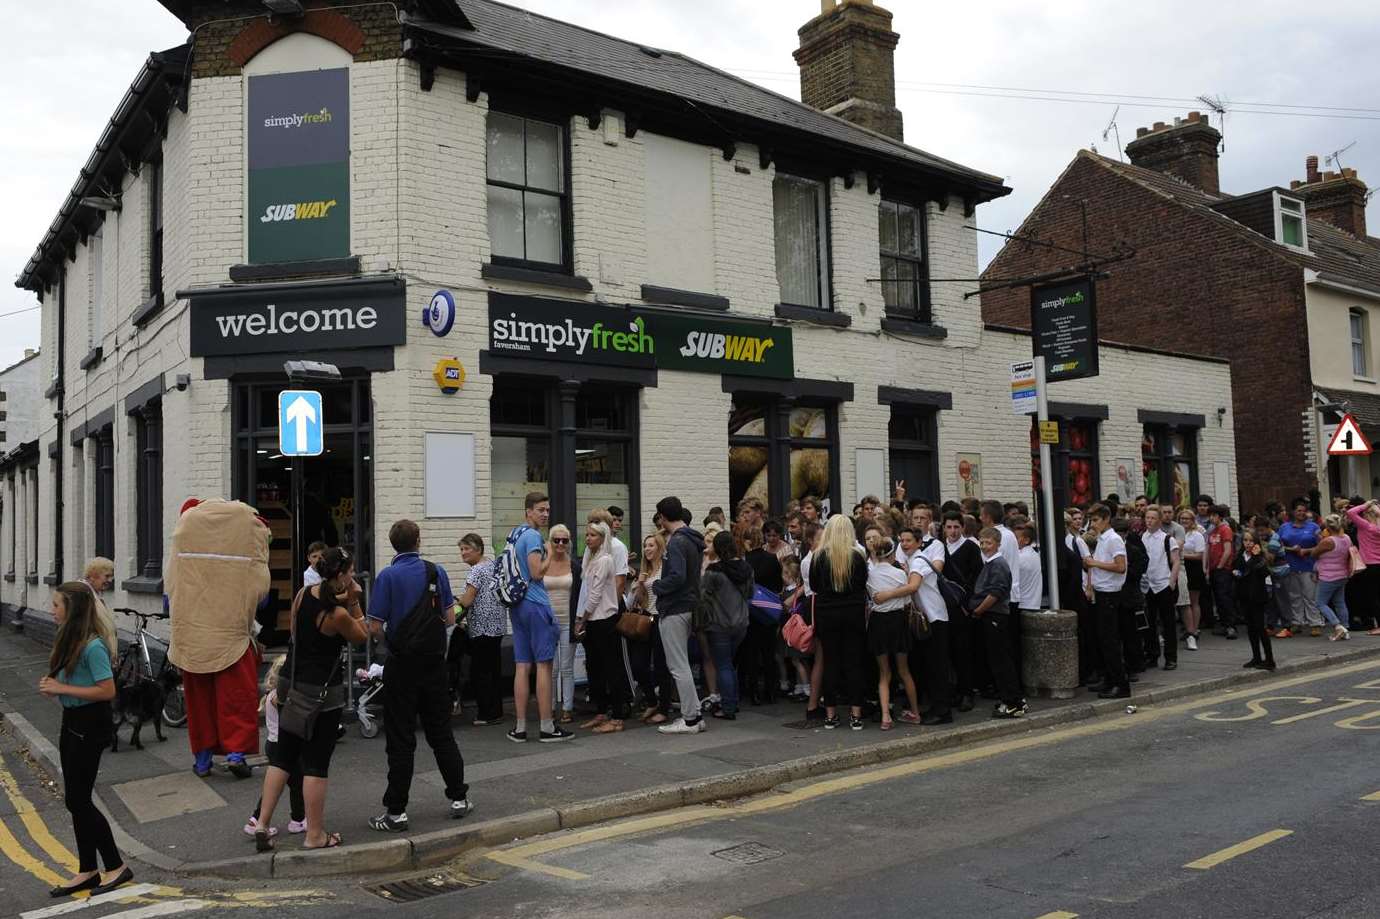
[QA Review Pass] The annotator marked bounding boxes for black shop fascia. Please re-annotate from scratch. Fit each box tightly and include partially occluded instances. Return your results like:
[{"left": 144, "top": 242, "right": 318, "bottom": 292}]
[
  {"left": 181, "top": 274, "right": 407, "bottom": 628},
  {"left": 481, "top": 292, "right": 850, "bottom": 528}
]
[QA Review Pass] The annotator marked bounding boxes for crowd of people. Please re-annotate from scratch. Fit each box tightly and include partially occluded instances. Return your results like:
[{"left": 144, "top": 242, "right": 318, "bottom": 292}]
[{"left": 32, "top": 487, "right": 1380, "bottom": 885}]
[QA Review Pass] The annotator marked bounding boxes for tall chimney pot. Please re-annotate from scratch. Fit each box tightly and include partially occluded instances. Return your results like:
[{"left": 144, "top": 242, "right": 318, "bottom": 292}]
[
  {"left": 1124, "top": 112, "right": 1223, "bottom": 195},
  {"left": 795, "top": 0, "right": 904, "bottom": 141}
]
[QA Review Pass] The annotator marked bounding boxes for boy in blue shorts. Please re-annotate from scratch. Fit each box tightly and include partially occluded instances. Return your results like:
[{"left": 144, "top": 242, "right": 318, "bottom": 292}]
[{"left": 508, "top": 492, "right": 573, "bottom": 743}]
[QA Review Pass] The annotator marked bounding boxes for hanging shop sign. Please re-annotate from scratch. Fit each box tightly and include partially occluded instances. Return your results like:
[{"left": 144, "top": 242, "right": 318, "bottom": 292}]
[
  {"left": 1030, "top": 277, "right": 1099, "bottom": 383},
  {"left": 422, "top": 290, "right": 457, "bottom": 337},
  {"left": 188, "top": 278, "right": 407, "bottom": 356},
  {"left": 487, "top": 293, "right": 794, "bottom": 379},
  {"left": 247, "top": 67, "right": 351, "bottom": 264}
]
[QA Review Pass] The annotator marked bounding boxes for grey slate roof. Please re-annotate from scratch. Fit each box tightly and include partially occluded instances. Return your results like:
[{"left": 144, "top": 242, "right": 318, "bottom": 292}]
[{"left": 409, "top": 0, "right": 1008, "bottom": 198}]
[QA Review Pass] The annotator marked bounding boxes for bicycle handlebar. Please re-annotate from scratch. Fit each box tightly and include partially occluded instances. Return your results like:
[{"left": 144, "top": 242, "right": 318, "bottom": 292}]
[{"left": 112, "top": 607, "right": 170, "bottom": 621}]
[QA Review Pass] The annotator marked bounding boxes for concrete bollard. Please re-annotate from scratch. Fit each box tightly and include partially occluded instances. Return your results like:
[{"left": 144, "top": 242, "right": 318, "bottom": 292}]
[{"left": 1021, "top": 608, "right": 1079, "bottom": 699}]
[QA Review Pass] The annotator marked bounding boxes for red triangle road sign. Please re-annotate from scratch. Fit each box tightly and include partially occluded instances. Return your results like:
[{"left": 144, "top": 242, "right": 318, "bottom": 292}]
[{"left": 1326, "top": 413, "right": 1373, "bottom": 456}]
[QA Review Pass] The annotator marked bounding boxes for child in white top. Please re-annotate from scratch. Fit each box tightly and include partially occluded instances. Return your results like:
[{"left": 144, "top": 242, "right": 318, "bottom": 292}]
[{"left": 244, "top": 657, "right": 305, "bottom": 837}]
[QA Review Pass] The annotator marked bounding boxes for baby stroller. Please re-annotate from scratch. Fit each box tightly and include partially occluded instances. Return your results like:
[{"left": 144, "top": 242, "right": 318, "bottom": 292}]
[{"left": 354, "top": 663, "right": 385, "bottom": 738}]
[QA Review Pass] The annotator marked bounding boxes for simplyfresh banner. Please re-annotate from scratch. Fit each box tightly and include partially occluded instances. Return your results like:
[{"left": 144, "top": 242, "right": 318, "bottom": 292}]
[
  {"left": 488, "top": 293, "right": 793, "bottom": 379},
  {"left": 247, "top": 68, "right": 350, "bottom": 263}
]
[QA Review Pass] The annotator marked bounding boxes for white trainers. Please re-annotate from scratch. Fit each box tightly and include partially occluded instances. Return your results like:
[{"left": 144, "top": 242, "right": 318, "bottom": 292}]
[
  {"left": 658, "top": 717, "right": 706, "bottom": 735},
  {"left": 1186, "top": 635, "right": 1198, "bottom": 651},
  {"left": 1334, "top": 625, "right": 1350, "bottom": 641}
]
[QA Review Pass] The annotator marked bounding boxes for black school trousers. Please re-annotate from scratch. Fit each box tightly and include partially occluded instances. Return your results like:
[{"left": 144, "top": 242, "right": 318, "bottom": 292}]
[
  {"left": 60, "top": 702, "right": 122, "bottom": 873},
  {"left": 382, "top": 655, "right": 468, "bottom": 814},
  {"left": 1094, "top": 590, "right": 1130, "bottom": 692}
]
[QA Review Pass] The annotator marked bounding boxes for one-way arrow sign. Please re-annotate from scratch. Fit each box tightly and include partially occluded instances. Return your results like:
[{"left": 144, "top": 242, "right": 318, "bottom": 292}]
[
  {"left": 279, "top": 389, "right": 324, "bottom": 457},
  {"left": 1325, "top": 412, "right": 1373, "bottom": 456}
]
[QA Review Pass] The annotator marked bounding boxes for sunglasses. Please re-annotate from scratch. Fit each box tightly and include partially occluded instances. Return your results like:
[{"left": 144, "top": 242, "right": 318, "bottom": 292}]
[{"left": 552, "top": 537, "right": 570, "bottom": 544}]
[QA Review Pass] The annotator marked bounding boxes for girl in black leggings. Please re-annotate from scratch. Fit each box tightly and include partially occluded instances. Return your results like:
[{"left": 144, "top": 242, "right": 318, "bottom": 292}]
[
  {"left": 1234, "top": 530, "right": 1275, "bottom": 671},
  {"left": 39, "top": 583, "right": 132, "bottom": 898}
]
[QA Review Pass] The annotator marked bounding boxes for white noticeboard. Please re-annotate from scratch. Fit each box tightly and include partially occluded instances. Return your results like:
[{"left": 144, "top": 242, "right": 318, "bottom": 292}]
[
  {"left": 1010, "top": 360, "right": 1037, "bottom": 415},
  {"left": 1213, "top": 461, "right": 1230, "bottom": 505},
  {"left": 424, "top": 432, "right": 476, "bottom": 517},
  {"left": 855, "top": 448, "right": 885, "bottom": 504}
]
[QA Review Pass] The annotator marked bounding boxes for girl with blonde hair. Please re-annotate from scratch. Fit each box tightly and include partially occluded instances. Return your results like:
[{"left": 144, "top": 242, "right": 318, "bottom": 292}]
[
  {"left": 576, "top": 521, "right": 630, "bottom": 733},
  {"left": 807, "top": 515, "right": 870, "bottom": 730}
]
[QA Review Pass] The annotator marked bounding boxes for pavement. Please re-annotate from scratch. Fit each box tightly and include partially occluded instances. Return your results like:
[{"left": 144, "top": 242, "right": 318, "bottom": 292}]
[{"left": 0, "top": 619, "right": 1377, "bottom": 888}]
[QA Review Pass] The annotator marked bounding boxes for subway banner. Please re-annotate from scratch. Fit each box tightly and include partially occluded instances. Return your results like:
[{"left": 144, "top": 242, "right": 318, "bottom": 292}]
[
  {"left": 246, "top": 68, "right": 350, "bottom": 263},
  {"left": 488, "top": 293, "right": 794, "bottom": 379}
]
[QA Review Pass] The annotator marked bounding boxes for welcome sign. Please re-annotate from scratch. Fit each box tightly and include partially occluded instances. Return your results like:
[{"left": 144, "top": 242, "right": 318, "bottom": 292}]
[
  {"left": 189, "top": 278, "right": 406, "bottom": 356},
  {"left": 247, "top": 68, "right": 350, "bottom": 263},
  {"left": 488, "top": 293, "right": 794, "bottom": 379}
]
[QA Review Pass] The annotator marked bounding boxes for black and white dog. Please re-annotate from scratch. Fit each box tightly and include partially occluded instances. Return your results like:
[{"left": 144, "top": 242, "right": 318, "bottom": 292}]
[{"left": 110, "top": 668, "right": 178, "bottom": 752}]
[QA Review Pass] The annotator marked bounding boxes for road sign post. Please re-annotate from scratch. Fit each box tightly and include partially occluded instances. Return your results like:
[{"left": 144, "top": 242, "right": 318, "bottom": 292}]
[
  {"left": 1034, "top": 356, "right": 1061, "bottom": 614},
  {"left": 1325, "top": 413, "right": 1373, "bottom": 457},
  {"left": 278, "top": 388, "right": 325, "bottom": 600}
]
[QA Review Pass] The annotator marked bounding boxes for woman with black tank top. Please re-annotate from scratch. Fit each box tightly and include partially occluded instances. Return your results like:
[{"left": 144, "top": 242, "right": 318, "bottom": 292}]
[{"left": 254, "top": 548, "right": 367, "bottom": 851}]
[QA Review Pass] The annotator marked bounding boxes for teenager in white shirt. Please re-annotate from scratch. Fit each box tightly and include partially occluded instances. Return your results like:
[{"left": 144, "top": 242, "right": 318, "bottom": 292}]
[
  {"left": 1015, "top": 524, "right": 1043, "bottom": 613},
  {"left": 1084, "top": 504, "right": 1130, "bottom": 698},
  {"left": 1141, "top": 506, "right": 1182, "bottom": 670},
  {"left": 864, "top": 539, "right": 921, "bottom": 729}
]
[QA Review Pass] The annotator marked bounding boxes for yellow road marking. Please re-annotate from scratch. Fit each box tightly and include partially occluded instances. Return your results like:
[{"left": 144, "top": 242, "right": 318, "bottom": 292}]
[
  {"left": 487, "top": 850, "right": 591, "bottom": 880},
  {"left": 1035, "top": 912, "right": 1079, "bottom": 919},
  {"left": 1362, "top": 790, "right": 1380, "bottom": 801},
  {"left": 1335, "top": 708, "right": 1380, "bottom": 730},
  {"left": 487, "top": 659, "right": 1380, "bottom": 877},
  {"left": 1184, "top": 829, "right": 1293, "bottom": 870},
  {"left": 1270, "top": 698, "right": 1379, "bottom": 724},
  {"left": 1195, "top": 695, "right": 1321, "bottom": 723},
  {"left": 0, "top": 751, "right": 79, "bottom": 871},
  {"left": 0, "top": 814, "right": 66, "bottom": 887}
]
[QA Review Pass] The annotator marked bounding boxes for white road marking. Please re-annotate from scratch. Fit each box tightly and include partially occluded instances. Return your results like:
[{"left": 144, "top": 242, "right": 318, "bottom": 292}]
[
  {"left": 98, "top": 900, "right": 210, "bottom": 919},
  {"left": 20, "top": 884, "right": 162, "bottom": 919}
]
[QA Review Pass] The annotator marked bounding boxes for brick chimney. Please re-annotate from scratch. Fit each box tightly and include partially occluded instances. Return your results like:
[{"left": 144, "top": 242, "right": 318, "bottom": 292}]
[
  {"left": 1289, "top": 156, "right": 1369, "bottom": 238},
  {"left": 1124, "top": 112, "right": 1222, "bottom": 196},
  {"left": 794, "top": 0, "right": 904, "bottom": 141}
]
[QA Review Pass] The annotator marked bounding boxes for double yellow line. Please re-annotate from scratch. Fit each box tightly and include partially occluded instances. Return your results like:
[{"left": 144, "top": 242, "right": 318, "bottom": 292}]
[{"left": 0, "top": 751, "right": 78, "bottom": 887}]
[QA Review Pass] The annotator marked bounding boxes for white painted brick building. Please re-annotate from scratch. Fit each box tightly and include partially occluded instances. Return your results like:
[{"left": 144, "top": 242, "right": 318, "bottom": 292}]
[{"left": 2, "top": 1, "right": 1235, "bottom": 627}]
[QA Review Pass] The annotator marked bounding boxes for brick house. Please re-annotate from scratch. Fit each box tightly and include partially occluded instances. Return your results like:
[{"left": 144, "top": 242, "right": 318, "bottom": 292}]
[
  {"left": 1, "top": 0, "right": 1235, "bottom": 627},
  {"left": 982, "top": 112, "right": 1380, "bottom": 515}
]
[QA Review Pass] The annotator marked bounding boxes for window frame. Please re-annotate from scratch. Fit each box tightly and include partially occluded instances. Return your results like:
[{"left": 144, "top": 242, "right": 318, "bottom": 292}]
[
  {"left": 887, "top": 404, "right": 940, "bottom": 504},
  {"left": 1350, "top": 307, "right": 1371, "bottom": 379},
  {"left": 878, "top": 198, "right": 931, "bottom": 323},
  {"left": 1031, "top": 416, "right": 1100, "bottom": 515},
  {"left": 772, "top": 172, "right": 833, "bottom": 311},
  {"left": 728, "top": 395, "right": 840, "bottom": 515},
  {"left": 485, "top": 110, "right": 574, "bottom": 274},
  {"left": 89, "top": 228, "right": 104, "bottom": 350},
  {"left": 1140, "top": 423, "right": 1200, "bottom": 510},
  {"left": 133, "top": 400, "right": 163, "bottom": 581},
  {"left": 148, "top": 155, "right": 164, "bottom": 306},
  {"left": 1272, "top": 191, "right": 1308, "bottom": 252},
  {"left": 93, "top": 425, "right": 115, "bottom": 560}
]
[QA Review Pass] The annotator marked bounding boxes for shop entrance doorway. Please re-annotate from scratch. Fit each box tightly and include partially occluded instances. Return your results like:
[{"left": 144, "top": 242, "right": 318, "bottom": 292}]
[{"left": 233, "top": 378, "right": 373, "bottom": 641}]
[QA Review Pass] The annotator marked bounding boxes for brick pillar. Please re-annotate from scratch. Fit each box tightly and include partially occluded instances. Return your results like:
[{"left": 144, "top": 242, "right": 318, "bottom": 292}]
[{"left": 794, "top": 0, "right": 904, "bottom": 141}]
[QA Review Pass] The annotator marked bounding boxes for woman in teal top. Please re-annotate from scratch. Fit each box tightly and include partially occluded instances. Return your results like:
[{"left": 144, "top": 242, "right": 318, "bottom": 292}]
[{"left": 38, "top": 582, "right": 132, "bottom": 898}]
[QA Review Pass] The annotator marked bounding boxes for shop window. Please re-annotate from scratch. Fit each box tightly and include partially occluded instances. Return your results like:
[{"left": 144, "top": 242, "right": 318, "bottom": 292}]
[
  {"left": 234, "top": 379, "right": 373, "bottom": 632},
  {"left": 879, "top": 200, "right": 930, "bottom": 322},
  {"left": 888, "top": 405, "right": 939, "bottom": 503},
  {"left": 773, "top": 175, "right": 830, "bottom": 309},
  {"left": 133, "top": 401, "right": 163, "bottom": 580},
  {"left": 486, "top": 112, "right": 569, "bottom": 270},
  {"left": 1031, "top": 417, "right": 1099, "bottom": 512},
  {"left": 1352, "top": 307, "right": 1370, "bottom": 378},
  {"left": 148, "top": 155, "right": 164, "bottom": 306},
  {"left": 94, "top": 426, "right": 114, "bottom": 559},
  {"left": 729, "top": 397, "right": 836, "bottom": 515},
  {"left": 1141, "top": 425, "right": 1198, "bottom": 510}
]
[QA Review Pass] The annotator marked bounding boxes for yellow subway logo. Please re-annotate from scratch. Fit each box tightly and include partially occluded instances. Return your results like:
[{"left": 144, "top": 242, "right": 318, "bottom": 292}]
[
  {"left": 260, "top": 200, "right": 339, "bottom": 223},
  {"left": 679, "top": 330, "right": 775, "bottom": 364}
]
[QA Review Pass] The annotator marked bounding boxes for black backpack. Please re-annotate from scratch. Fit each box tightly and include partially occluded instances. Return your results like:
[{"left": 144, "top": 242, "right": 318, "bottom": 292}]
[{"left": 390, "top": 561, "right": 446, "bottom": 659}]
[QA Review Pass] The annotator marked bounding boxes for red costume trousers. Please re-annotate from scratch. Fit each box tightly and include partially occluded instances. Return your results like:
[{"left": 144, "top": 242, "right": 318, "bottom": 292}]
[{"left": 182, "top": 645, "right": 260, "bottom": 756}]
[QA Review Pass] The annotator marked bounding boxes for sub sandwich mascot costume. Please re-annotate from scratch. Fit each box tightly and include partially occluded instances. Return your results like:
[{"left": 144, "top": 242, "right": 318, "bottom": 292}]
[{"left": 166, "top": 498, "right": 271, "bottom": 778}]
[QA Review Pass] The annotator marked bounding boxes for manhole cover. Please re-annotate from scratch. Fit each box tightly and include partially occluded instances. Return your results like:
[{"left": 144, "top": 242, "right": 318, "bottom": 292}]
[
  {"left": 364, "top": 873, "right": 485, "bottom": 903},
  {"left": 712, "top": 842, "right": 785, "bottom": 866}
]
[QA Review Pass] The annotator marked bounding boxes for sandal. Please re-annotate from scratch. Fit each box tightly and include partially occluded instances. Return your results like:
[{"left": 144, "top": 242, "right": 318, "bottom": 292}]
[
  {"left": 646, "top": 712, "right": 668, "bottom": 725},
  {"left": 580, "top": 714, "right": 609, "bottom": 729},
  {"left": 592, "top": 719, "right": 624, "bottom": 734},
  {"left": 899, "top": 710, "right": 921, "bottom": 724},
  {"left": 304, "top": 832, "right": 343, "bottom": 850},
  {"left": 254, "top": 828, "right": 275, "bottom": 853},
  {"left": 880, "top": 720, "right": 894, "bottom": 731},
  {"left": 559, "top": 711, "right": 574, "bottom": 724}
]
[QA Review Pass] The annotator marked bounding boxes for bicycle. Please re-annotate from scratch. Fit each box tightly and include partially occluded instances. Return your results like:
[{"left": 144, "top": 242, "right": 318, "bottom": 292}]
[{"left": 111, "top": 608, "right": 186, "bottom": 737}]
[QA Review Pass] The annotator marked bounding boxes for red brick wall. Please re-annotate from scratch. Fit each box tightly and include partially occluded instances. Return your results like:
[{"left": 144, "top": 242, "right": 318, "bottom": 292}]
[{"left": 981, "top": 153, "right": 1314, "bottom": 513}]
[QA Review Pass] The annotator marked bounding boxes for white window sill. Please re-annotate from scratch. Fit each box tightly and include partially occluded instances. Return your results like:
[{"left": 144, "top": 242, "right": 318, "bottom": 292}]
[{"left": 1353, "top": 375, "right": 1376, "bottom": 384}]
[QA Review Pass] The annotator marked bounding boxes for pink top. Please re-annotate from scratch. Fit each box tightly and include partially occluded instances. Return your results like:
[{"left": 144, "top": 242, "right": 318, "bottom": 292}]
[
  {"left": 1315, "top": 533, "right": 1353, "bottom": 581},
  {"left": 1348, "top": 505, "right": 1380, "bottom": 564}
]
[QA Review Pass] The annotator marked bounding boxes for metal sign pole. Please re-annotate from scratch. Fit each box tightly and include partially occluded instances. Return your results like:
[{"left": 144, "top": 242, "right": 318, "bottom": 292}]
[{"left": 1035, "top": 356, "right": 1061, "bottom": 612}]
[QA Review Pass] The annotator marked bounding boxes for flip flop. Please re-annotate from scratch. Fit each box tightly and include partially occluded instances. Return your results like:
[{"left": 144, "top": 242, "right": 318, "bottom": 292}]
[
  {"left": 304, "top": 832, "right": 342, "bottom": 850},
  {"left": 254, "top": 828, "right": 275, "bottom": 853}
]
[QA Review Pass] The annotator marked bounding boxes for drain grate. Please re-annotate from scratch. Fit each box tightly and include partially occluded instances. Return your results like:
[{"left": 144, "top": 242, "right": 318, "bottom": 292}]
[
  {"left": 712, "top": 842, "right": 785, "bottom": 866},
  {"left": 364, "top": 873, "right": 486, "bottom": 903}
]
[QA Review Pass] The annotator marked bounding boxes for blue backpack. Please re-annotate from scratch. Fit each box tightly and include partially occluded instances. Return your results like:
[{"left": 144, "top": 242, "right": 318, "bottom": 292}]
[
  {"left": 748, "top": 584, "right": 784, "bottom": 626},
  {"left": 496, "top": 525, "right": 532, "bottom": 608}
]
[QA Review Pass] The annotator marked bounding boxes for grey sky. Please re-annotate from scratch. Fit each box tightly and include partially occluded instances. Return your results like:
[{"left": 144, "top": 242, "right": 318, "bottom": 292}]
[{"left": 3, "top": 1, "right": 1377, "bottom": 370}]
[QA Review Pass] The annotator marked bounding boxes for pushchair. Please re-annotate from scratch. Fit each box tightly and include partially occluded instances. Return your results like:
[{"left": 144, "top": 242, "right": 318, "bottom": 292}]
[{"left": 354, "top": 663, "right": 385, "bottom": 738}]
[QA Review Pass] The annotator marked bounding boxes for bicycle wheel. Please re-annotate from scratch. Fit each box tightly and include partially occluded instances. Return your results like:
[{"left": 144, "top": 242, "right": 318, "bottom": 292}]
[{"left": 162, "top": 684, "right": 187, "bottom": 727}]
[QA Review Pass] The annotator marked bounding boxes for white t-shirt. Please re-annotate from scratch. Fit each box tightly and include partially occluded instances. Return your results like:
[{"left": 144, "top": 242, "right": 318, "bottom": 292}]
[
  {"left": 579, "top": 536, "right": 629, "bottom": 610},
  {"left": 1142, "top": 528, "right": 1180, "bottom": 593},
  {"left": 1182, "top": 529, "right": 1207, "bottom": 557},
  {"left": 1015, "top": 544, "right": 1042, "bottom": 610},
  {"left": 1092, "top": 529, "right": 1128, "bottom": 593},
  {"left": 996, "top": 525, "right": 1021, "bottom": 600},
  {"left": 867, "top": 559, "right": 910, "bottom": 612},
  {"left": 897, "top": 536, "right": 945, "bottom": 569},
  {"left": 303, "top": 566, "right": 322, "bottom": 587},
  {"left": 908, "top": 554, "right": 948, "bottom": 623},
  {"left": 800, "top": 550, "right": 815, "bottom": 597}
]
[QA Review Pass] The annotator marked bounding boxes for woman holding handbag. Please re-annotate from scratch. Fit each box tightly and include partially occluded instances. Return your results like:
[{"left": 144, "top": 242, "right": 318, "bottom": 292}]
[
  {"left": 254, "top": 548, "right": 368, "bottom": 851},
  {"left": 576, "top": 522, "right": 631, "bottom": 734}
]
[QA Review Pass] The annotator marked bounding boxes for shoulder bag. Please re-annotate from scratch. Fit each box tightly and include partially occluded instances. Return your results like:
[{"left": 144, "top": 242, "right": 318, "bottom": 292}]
[
  {"left": 278, "top": 588, "right": 345, "bottom": 742},
  {"left": 615, "top": 610, "right": 654, "bottom": 641},
  {"left": 782, "top": 595, "right": 816, "bottom": 653}
]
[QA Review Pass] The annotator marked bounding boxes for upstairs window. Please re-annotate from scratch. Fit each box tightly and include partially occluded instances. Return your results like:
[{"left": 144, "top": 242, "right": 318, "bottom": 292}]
[
  {"left": 879, "top": 200, "right": 930, "bottom": 322},
  {"left": 1274, "top": 192, "right": 1307, "bottom": 250},
  {"left": 89, "top": 229, "right": 104, "bottom": 349},
  {"left": 1352, "top": 307, "right": 1371, "bottom": 378},
  {"left": 486, "top": 112, "right": 568, "bottom": 269},
  {"left": 773, "top": 175, "right": 830, "bottom": 309},
  {"left": 149, "top": 156, "right": 164, "bottom": 304}
]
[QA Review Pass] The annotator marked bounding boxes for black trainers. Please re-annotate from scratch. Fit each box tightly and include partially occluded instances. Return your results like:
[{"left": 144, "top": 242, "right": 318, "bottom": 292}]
[
  {"left": 1098, "top": 686, "right": 1132, "bottom": 699},
  {"left": 823, "top": 715, "right": 840, "bottom": 729},
  {"left": 450, "top": 798, "right": 474, "bottom": 819},
  {"left": 506, "top": 729, "right": 528, "bottom": 743},
  {"left": 849, "top": 716, "right": 864, "bottom": 731},
  {"left": 369, "top": 812, "right": 408, "bottom": 832},
  {"left": 992, "top": 702, "right": 1027, "bottom": 719},
  {"left": 539, "top": 726, "right": 574, "bottom": 743}
]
